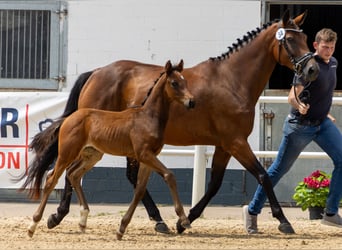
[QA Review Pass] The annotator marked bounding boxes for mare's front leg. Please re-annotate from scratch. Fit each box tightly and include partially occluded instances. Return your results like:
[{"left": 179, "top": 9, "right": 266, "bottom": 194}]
[
  {"left": 231, "top": 139, "right": 294, "bottom": 234},
  {"left": 177, "top": 146, "right": 230, "bottom": 233},
  {"left": 117, "top": 164, "right": 152, "bottom": 240},
  {"left": 47, "top": 176, "right": 73, "bottom": 229}
]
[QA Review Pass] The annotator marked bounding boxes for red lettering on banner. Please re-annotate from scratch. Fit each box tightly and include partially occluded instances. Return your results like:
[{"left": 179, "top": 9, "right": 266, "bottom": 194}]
[
  {"left": 0, "top": 104, "right": 29, "bottom": 171},
  {"left": 8, "top": 152, "right": 20, "bottom": 169},
  {"left": 0, "top": 151, "right": 20, "bottom": 169},
  {"left": 0, "top": 152, "right": 4, "bottom": 168}
]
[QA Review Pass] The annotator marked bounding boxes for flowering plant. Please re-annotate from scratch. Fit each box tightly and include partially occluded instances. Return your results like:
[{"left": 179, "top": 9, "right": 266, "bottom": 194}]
[{"left": 292, "top": 170, "right": 331, "bottom": 211}]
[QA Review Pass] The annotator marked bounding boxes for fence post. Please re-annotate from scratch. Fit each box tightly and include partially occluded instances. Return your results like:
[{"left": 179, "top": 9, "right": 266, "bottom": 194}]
[{"left": 191, "top": 145, "right": 207, "bottom": 207}]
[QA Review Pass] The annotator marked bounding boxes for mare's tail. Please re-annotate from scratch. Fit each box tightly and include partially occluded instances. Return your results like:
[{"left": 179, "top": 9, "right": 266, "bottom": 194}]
[{"left": 18, "top": 71, "right": 94, "bottom": 199}]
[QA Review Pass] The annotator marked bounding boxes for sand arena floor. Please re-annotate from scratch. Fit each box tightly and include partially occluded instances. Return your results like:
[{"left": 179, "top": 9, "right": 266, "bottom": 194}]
[{"left": 1, "top": 203, "right": 342, "bottom": 249}]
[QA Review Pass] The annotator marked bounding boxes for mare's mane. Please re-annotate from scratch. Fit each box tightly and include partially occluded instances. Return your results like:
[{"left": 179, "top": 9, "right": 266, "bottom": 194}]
[{"left": 209, "top": 19, "right": 280, "bottom": 61}]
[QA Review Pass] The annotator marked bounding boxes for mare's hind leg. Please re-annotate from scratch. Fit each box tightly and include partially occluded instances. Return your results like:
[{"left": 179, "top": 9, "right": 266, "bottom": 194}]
[
  {"left": 47, "top": 177, "right": 73, "bottom": 229},
  {"left": 117, "top": 164, "right": 153, "bottom": 240},
  {"left": 28, "top": 162, "right": 66, "bottom": 237},
  {"left": 231, "top": 139, "right": 294, "bottom": 234},
  {"left": 177, "top": 146, "right": 230, "bottom": 233}
]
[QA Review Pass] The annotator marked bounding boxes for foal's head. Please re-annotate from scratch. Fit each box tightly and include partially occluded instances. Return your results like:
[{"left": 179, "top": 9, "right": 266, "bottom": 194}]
[{"left": 163, "top": 59, "right": 195, "bottom": 109}]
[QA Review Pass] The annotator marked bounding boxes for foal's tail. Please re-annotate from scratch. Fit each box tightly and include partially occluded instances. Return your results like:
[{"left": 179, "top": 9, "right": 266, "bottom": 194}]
[{"left": 18, "top": 71, "right": 94, "bottom": 199}]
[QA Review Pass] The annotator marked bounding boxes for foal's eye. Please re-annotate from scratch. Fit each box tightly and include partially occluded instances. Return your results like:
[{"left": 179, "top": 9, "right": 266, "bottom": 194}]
[{"left": 171, "top": 81, "right": 179, "bottom": 88}]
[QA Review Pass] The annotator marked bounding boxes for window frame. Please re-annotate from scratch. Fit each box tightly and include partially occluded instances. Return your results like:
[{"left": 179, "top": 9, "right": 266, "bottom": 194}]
[{"left": 0, "top": 0, "right": 67, "bottom": 90}]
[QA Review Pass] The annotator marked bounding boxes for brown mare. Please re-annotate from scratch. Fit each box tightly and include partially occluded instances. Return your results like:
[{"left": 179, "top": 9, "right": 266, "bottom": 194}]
[
  {"left": 22, "top": 10, "right": 319, "bottom": 235},
  {"left": 21, "top": 60, "right": 195, "bottom": 239}
]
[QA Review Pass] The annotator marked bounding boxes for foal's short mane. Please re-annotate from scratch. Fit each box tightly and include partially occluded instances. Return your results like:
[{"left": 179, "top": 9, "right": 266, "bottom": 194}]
[
  {"left": 209, "top": 19, "right": 279, "bottom": 61},
  {"left": 140, "top": 63, "right": 180, "bottom": 106}
]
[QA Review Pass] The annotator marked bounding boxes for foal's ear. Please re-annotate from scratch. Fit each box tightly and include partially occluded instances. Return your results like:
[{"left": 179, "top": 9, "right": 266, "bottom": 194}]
[
  {"left": 165, "top": 60, "right": 172, "bottom": 74},
  {"left": 293, "top": 9, "right": 307, "bottom": 27},
  {"left": 177, "top": 59, "right": 184, "bottom": 72}
]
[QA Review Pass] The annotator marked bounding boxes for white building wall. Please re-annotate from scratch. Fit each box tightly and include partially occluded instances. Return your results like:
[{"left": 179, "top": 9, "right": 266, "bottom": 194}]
[
  {"left": 64, "top": 0, "right": 261, "bottom": 169},
  {"left": 65, "top": 0, "right": 261, "bottom": 89}
]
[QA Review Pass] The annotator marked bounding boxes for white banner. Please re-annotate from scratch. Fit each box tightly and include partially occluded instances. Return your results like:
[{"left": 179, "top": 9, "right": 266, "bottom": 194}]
[{"left": 0, "top": 92, "right": 69, "bottom": 188}]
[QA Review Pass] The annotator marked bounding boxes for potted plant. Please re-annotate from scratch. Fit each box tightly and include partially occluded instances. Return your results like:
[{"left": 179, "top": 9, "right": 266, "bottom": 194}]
[{"left": 292, "top": 170, "right": 331, "bottom": 220}]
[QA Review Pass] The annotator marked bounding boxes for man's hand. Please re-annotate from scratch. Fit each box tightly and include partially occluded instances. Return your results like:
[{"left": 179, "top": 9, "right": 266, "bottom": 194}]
[
  {"left": 298, "top": 102, "right": 310, "bottom": 115},
  {"left": 328, "top": 113, "right": 336, "bottom": 123}
]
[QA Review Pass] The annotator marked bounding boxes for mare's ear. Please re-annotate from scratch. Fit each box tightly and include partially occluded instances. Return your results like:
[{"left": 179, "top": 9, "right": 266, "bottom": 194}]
[
  {"left": 281, "top": 9, "right": 290, "bottom": 26},
  {"left": 177, "top": 59, "right": 184, "bottom": 72},
  {"left": 165, "top": 60, "right": 172, "bottom": 74},
  {"left": 293, "top": 9, "right": 307, "bottom": 26}
]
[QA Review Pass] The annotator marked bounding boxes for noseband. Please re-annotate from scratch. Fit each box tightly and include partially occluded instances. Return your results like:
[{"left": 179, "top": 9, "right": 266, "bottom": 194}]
[{"left": 276, "top": 27, "right": 314, "bottom": 75}]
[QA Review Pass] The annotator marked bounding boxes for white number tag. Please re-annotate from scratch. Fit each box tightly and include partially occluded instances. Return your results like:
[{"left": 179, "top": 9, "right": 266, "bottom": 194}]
[{"left": 275, "top": 28, "right": 286, "bottom": 40}]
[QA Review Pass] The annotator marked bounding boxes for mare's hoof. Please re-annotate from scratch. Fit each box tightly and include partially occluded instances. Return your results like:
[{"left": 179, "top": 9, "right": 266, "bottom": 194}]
[
  {"left": 155, "top": 222, "right": 170, "bottom": 234},
  {"left": 176, "top": 219, "right": 185, "bottom": 234},
  {"left": 176, "top": 219, "right": 191, "bottom": 234},
  {"left": 278, "top": 222, "right": 295, "bottom": 234},
  {"left": 116, "top": 230, "right": 124, "bottom": 240},
  {"left": 47, "top": 214, "right": 59, "bottom": 229}
]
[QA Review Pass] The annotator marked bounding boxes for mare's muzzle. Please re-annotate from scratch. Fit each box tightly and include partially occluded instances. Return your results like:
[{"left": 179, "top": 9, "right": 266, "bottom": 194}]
[{"left": 294, "top": 52, "right": 320, "bottom": 82}]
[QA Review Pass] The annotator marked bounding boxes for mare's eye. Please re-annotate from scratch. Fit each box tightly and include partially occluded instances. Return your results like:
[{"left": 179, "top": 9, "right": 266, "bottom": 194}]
[
  {"left": 286, "top": 36, "right": 294, "bottom": 43},
  {"left": 171, "top": 81, "right": 179, "bottom": 88}
]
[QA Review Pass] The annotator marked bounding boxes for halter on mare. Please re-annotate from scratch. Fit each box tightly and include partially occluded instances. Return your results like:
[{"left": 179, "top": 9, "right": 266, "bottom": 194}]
[
  {"left": 276, "top": 26, "right": 315, "bottom": 111},
  {"left": 276, "top": 27, "right": 314, "bottom": 76}
]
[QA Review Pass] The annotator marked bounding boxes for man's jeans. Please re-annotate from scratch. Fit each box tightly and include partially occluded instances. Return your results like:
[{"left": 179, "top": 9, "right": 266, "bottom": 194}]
[{"left": 249, "top": 115, "right": 342, "bottom": 215}]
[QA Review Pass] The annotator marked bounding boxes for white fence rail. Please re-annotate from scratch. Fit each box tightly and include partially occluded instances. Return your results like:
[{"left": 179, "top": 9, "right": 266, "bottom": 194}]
[{"left": 160, "top": 96, "right": 342, "bottom": 206}]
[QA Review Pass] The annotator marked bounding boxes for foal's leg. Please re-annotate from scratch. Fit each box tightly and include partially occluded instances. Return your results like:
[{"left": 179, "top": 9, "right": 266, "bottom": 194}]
[
  {"left": 67, "top": 148, "right": 103, "bottom": 232},
  {"left": 117, "top": 164, "right": 152, "bottom": 240},
  {"left": 126, "top": 157, "right": 170, "bottom": 233},
  {"left": 143, "top": 155, "right": 190, "bottom": 229},
  {"left": 28, "top": 162, "right": 66, "bottom": 237}
]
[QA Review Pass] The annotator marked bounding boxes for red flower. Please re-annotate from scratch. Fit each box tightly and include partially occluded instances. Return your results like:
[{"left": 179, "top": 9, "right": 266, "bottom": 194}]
[{"left": 303, "top": 170, "right": 331, "bottom": 189}]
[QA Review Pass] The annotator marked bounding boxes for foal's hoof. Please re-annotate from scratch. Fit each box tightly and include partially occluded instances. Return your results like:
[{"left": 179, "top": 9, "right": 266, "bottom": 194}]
[
  {"left": 79, "top": 223, "right": 87, "bottom": 233},
  {"left": 47, "top": 214, "right": 60, "bottom": 229},
  {"left": 27, "top": 229, "right": 34, "bottom": 238},
  {"left": 278, "top": 222, "right": 295, "bottom": 234},
  {"left": 155, "top": 222, "right": 170, "bottom": 234}
]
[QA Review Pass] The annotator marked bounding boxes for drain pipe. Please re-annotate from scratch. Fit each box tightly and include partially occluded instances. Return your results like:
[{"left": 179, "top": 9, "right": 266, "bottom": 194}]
[{"left": 263, "top": 110, "right": 275, "bottom": 169}]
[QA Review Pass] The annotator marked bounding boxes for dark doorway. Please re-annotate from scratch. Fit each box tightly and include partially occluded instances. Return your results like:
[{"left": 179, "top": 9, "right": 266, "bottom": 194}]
[{"left": 268, "top": 4, "right": 342, "bottom": 90}]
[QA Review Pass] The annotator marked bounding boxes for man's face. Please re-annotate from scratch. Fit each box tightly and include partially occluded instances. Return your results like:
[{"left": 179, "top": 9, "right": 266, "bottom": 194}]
[{"left": 313, "top": 40, "right": 336, "bottom": 62}]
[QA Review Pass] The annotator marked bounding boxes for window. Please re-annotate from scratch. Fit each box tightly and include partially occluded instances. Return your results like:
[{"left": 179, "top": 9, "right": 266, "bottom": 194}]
[{"left": 0, "top": 1, "right": 67, "bottom": 90}]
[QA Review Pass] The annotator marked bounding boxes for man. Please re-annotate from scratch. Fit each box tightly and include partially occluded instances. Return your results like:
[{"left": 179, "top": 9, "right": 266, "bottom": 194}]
[{"left": 243, "top": 28, "right": 342, "bottom": 234}]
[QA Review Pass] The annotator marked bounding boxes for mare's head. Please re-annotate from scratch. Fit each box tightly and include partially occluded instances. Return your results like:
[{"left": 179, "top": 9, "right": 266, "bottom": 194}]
[
  {"left": 274, "top": 9, "right": 319, "bottom": 82},
  {"left": 163, "top": 59, "right": 195, "bottom": 109}
]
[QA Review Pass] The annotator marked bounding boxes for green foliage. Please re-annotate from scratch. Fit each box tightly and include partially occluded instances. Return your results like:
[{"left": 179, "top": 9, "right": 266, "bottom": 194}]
[{"left": 292, "top": 170, "right": 331, "bottom": 211}]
